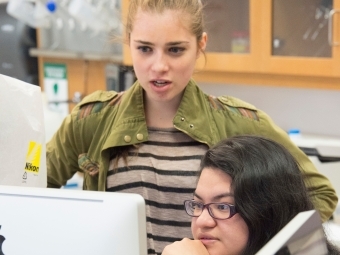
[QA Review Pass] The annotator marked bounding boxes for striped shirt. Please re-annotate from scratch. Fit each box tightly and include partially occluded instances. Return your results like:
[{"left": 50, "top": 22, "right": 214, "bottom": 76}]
[{"left": 107, "top": 127, "right": 208, "bottom": 255}]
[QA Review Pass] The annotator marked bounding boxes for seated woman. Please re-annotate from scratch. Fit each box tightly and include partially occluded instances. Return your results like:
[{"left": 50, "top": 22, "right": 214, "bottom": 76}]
[{"left": 162, "top": 135, "right": 340, "bottom": 255}]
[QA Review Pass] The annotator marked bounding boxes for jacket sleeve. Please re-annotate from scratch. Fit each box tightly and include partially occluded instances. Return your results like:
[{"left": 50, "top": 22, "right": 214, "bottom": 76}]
[
  {"left": 46, "top": 90, "right": 119, "bottom": 189},
  {"left": 218, "top": 95, "right": 338, "bottom": 222},
  {"left": 256, "top": 109, "right": 338, "bottom": 222},
  {"left": 46, "top": 109, "right": 82, "bottom": 188}
]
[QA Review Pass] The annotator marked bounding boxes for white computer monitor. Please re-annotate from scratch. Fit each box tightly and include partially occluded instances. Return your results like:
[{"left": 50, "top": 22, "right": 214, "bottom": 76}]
[
  {"left": 0, "top": 185, "right": 147, "bottom": 255},
  {"left": 255, "top": 210, "right": 328, "bottom": 255}
]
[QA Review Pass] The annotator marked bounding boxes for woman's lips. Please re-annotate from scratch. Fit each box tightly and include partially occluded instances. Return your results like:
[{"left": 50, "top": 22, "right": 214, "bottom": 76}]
[
  {"left": 149, "top": 80, "right": 171, "bottom": 92},
  {"left": 199, "top": 237, "right": 217, "bottom": 246},
  {"left": 152, "top": 80, "right": 170, "bottom": 87},
  {"left": 198, "top": 234, "right": 218, "bottom": 245}
]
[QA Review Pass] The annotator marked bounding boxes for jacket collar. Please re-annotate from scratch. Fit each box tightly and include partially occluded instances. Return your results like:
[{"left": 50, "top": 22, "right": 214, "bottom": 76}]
[
  {"left": 102, "top": 82, "right": 147, "bottom": 150},
  {"left": 102, "top": 79, "right": 218, "bottom": 150},
  {"left": 174, "top": 79, "right": 219, "bottom": 147}
]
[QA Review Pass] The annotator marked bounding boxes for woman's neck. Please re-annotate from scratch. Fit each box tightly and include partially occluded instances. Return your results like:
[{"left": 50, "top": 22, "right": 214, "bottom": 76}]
[{"left": 144, "top": 93, "right": 182, "bottom": 129}]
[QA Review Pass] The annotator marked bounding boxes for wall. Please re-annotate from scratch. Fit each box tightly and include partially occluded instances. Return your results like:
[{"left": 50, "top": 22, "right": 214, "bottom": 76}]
[
  {"left": 0, "top": 2, "right": 39, "bottom": 85},
  {"left": 198, "top": 82, "right": 340, "bottom": 138}
]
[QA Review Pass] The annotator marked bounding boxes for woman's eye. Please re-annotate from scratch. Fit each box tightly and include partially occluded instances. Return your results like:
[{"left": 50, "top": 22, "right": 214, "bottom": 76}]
[
  {"left": 217, "top": 204, "right": 230, "bottom": 211},
  {"left": 137, "top": 46, "right": 152, "bottom": 53},
  {"left": 169, "top": 47, "right": 184, "bottom": 54},
  {"left": 192, "top": 202, "right": 203, "bottom": 209}
]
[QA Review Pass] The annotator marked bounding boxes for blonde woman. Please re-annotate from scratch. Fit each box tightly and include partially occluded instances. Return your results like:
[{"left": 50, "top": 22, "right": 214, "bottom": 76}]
[{"left": 47, "top": 1, "right": 337, "bottom": 254}]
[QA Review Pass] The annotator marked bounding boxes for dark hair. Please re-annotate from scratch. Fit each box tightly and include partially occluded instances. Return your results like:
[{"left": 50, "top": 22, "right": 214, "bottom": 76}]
[{"left": 199, "top": 135, "right": 315, "bottom": 254}]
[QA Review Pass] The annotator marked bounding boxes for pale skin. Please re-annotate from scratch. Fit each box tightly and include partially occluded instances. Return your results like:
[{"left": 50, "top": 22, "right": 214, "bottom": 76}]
[
  {"left": 162, "top": 238, "right": 210, "bottom": 255},
  {"left": 162, "top": 167, "right": 249, "bottom": 255},
  {"left": 129, "top": 8, "right": 207, "bottom": 128}
]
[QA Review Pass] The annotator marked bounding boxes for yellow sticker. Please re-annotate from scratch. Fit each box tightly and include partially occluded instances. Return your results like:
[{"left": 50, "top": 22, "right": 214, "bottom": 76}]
[{"left": 24, "top": 141, "right": 41, "bottom": 173}]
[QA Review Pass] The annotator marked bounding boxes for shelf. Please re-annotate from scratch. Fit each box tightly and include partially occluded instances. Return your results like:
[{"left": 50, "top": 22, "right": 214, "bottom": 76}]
[{"left": 29, "top": 48, "right": 123, "bottom": 63}]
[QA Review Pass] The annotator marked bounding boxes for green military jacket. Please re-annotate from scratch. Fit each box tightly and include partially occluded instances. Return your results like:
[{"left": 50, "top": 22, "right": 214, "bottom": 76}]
[{"left": 47, "top": 79, "right": 338, "bottom": 222}]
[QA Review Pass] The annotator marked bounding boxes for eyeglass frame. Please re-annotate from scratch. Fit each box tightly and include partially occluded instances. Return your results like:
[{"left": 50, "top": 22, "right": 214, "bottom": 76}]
[{"left": 184, "top": 200, "right": 238, "bottom": 220}]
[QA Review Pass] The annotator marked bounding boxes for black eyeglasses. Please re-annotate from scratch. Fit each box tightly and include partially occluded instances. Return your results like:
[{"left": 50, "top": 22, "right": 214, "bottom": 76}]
[{"left": 184, "top": 200, "right": 238, "bottom": 220}]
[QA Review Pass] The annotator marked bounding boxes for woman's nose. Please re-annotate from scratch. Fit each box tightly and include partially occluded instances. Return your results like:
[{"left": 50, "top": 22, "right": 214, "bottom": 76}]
[
  {"left": 195, "top": 208, "right": 216, "bottom": 228},
  {"left": 151, "top": 53, "right": 169, "bottom": 73}
]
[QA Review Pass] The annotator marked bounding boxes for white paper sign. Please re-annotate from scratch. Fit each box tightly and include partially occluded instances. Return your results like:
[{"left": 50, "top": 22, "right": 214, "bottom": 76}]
[{"left": 0, "top": 74, "right": 47, "bottom": 187}]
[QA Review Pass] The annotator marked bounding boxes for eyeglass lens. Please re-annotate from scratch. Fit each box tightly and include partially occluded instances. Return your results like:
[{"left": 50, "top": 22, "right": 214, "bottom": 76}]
[{"left": 185, "top": 200, "right": 233, "bottom": 219}]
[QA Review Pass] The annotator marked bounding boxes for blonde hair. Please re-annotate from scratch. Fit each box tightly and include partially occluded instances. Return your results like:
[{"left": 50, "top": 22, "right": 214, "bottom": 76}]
[{"left": 126, "top": 0, "right": 205, "bottom": 50}]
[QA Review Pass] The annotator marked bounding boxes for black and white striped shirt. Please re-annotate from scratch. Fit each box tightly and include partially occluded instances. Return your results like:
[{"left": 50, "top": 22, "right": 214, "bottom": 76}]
[{"left": 107, "top": 127, "right": 208, "bottom": 255}]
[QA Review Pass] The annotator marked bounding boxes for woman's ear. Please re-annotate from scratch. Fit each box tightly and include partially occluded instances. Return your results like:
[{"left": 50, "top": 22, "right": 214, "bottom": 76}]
[
  {"left": 200, "top": 32, "right": 207, "bottom": 51},
  {"left": 197, "top": 32, "right": 207, "bottom": 58}
]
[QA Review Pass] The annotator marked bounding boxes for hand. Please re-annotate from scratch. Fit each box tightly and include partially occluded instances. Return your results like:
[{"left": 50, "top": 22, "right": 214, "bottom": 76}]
[{"left": 161, "top": 238, "right": 210, "bottom": 255}]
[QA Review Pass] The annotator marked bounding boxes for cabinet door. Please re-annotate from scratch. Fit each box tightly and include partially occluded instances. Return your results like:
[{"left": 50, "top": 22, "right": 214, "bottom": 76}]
[
  {"left": 122, "top": 0, "right": 340, "bottom": 83},
  {"left": 261, "top": 0, "right": 340, "bottom": 77},
  {"left": 203, "top": 0, "right": 250, "bottom": 54},
  {"left": 197, "top": 0, "right": 261, "bottom": 73}
]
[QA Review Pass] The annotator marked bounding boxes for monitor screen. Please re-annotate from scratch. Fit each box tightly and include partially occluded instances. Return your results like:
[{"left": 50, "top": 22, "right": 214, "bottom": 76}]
[
  {"left": 0, "top": 185, "right": 147, "bottom": 255},
  {"left": 255, "top": 210, "right": 328, "bottom": 255}
]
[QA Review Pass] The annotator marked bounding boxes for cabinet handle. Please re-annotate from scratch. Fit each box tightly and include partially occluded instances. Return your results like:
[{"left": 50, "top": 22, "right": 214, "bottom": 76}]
[{"left": 328, "top": 9, "right": 340, "bottom": 46}]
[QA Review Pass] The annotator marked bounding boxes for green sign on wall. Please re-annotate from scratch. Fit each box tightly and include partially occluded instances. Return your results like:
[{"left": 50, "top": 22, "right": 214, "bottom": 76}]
[
  {"left": 43, "top": 63, "right": 69, "bottom": 116},
  {"left": 44, "top": 63, "right": 67, "bottom": 79}
]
